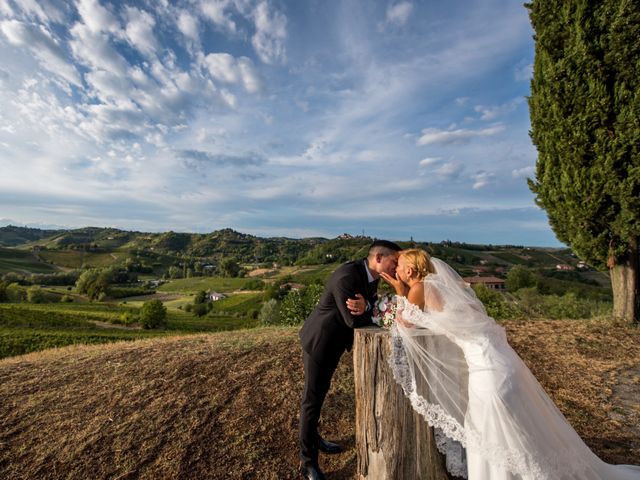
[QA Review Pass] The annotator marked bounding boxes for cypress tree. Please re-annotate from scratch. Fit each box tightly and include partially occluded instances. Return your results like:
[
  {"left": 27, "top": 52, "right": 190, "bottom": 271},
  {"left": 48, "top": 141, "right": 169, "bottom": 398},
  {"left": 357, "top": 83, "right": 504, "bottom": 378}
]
[{"left": 527, "top": 0, "right": 640, "bottom": 323}]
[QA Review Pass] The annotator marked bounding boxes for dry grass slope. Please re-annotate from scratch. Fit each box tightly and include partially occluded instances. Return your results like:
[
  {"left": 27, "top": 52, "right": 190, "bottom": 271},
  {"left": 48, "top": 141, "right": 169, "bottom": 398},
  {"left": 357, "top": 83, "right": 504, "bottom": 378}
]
[{"left": 0, "top": 320, "right": 638, "bottom": 479}]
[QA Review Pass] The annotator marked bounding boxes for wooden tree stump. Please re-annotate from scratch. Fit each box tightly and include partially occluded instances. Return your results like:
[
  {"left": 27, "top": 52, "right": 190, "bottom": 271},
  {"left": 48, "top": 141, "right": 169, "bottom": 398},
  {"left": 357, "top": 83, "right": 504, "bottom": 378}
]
[{"left": 354, "top": 326, "right": 454, "bottom": 480}]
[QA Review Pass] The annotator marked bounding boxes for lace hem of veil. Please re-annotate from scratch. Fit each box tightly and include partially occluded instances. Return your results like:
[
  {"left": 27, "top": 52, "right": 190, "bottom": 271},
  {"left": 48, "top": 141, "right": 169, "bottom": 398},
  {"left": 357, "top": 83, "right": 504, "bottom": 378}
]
[{"left": 389, "top": 319, "right": 590, "bottom": 480}]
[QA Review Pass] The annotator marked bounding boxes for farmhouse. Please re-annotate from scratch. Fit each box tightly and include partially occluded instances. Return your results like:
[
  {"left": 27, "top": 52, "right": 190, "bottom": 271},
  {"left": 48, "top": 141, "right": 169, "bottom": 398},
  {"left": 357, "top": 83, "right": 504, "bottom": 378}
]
[
  {"left": 209, "top": 292, "right": 226, "bottom": 302},
  {"left": 462, "top": 276, "right": 506, "bottom": 291}
]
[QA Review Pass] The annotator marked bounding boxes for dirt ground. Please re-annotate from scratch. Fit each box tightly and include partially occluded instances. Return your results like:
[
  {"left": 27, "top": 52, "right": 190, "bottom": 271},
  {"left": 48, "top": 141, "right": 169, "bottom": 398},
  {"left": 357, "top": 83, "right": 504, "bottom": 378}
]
[{"left": 0, "top": 319, "right": 638, "bottom": 479}]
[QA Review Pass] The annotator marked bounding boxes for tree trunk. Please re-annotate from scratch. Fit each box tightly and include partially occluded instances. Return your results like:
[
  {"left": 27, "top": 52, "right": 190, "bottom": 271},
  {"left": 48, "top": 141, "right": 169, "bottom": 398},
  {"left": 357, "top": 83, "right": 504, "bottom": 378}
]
[
  {"left": 610, "top": 239, "right": 640, "bottom": 324},
  {"left": 353, "top": 326, "right": 455, "bottom": 480}
]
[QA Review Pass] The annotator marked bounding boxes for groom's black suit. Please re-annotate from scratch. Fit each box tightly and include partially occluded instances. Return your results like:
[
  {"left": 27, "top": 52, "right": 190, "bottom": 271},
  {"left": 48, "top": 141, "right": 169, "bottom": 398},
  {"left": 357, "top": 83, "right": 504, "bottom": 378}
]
[{"left": 299, "top": 259, "right": 378, "bottom": 468}]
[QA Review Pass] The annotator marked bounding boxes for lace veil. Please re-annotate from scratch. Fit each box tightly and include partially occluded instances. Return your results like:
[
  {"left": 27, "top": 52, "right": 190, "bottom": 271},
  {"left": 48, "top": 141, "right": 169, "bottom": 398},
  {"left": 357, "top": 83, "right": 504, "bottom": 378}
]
[{"left": 389, "top": 258, "right": 506, "bottom": 478}]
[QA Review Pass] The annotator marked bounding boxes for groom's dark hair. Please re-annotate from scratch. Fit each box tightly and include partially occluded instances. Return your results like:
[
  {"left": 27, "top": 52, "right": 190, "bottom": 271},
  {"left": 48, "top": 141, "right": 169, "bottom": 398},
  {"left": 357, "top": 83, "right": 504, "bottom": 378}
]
[{"left": 367, "top": 239, "right": 402, "bottom": 258}]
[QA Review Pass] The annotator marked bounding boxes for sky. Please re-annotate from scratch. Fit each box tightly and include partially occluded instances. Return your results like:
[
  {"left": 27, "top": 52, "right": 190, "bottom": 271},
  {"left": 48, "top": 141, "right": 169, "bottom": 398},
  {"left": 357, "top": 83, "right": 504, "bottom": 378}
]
[{"left": 0, "top": 0, "right": 562, "bottom": 246}]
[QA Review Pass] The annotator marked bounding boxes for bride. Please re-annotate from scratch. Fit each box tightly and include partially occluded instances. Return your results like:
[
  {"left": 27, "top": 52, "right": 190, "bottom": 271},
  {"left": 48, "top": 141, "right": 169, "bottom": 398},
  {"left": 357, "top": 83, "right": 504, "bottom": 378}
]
[{"left": 380, "top": 249, "right": 640, "bottom": 480}]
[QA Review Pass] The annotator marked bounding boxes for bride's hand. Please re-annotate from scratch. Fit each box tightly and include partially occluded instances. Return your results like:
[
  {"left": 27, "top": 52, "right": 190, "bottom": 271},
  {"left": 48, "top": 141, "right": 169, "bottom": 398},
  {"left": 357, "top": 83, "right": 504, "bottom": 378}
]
[{"left": 380, "top": 272, "right": 408, "bottom": 296}]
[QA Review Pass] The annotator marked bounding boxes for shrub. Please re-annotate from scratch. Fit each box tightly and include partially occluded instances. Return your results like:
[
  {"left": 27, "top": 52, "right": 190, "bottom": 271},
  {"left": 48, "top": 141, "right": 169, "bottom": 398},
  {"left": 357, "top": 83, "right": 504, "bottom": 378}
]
[
  {"left": 27, "top": 286, "right": 46, "bottom": 304},
  {"left": 140, "top": 300, "right": 167, "bottom": 329},
  {"left": 6, "top": 283, "right": 26, "bottom": 302},
  {"left": 193, "top": 303, "right": 208, "bottom": 317},
  {"left": 279, "top": 284, "right": 323, "bottom": 326},
  {"left": 194, "top": 290, "right": 207, "bottom": 305},
  {"left": 60, "top": 294, "right": 73, "bottom": 303},
  {"left": 472, "top": 284, "right": 517, "bottom": 320},
  {"left": 259, "top": 299, "right": 280, "bottom": 325},
  {"left": 506, "top": 265, "right": 537, "bottom": 292},
  {"left": 115, "top": 311, "right": 138, "bottom": 326}
]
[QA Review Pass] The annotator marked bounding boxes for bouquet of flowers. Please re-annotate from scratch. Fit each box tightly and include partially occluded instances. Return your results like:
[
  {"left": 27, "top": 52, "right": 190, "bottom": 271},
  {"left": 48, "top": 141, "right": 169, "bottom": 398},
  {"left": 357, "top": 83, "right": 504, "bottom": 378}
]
[{"left": 372, "top": 294, "right": 398, "bottom": 328}]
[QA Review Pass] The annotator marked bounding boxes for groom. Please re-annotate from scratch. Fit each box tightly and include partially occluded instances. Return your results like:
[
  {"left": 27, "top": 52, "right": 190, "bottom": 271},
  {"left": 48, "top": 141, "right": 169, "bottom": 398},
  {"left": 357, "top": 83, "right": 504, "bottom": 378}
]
[{"left": 298, "top": 240, "right": 401, "bottom": 480}]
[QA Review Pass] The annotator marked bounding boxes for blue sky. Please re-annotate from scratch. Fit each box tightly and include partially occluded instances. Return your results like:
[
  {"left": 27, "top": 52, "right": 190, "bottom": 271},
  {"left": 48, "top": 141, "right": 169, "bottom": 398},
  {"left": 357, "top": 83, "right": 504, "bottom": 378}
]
[{"left": 0, "top": 0, "right": 561, "bottom": 246}]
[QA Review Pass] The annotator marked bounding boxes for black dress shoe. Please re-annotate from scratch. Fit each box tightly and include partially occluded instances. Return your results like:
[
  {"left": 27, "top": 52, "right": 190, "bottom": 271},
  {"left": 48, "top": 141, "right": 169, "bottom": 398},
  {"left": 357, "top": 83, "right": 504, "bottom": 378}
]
[
  {"left": 317, "top": 437, "right": 343, "bottom": 454},
  {"left": 299, "top": 463, "right": 326, "bottom": 480}
]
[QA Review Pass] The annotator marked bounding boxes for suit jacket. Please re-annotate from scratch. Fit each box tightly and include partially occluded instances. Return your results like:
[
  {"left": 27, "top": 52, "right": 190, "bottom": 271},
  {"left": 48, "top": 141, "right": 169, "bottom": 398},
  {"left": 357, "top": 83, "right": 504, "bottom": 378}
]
[{"left": 299, "top": 259, "right": 378, "bottom": 364}]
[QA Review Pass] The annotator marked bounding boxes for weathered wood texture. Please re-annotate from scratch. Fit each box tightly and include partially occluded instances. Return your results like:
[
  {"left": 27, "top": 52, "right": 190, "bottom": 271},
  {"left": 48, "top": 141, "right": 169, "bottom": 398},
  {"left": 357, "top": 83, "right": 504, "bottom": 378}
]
[{"left": 354, "top": 327, "right": 453, "bottom": 480}]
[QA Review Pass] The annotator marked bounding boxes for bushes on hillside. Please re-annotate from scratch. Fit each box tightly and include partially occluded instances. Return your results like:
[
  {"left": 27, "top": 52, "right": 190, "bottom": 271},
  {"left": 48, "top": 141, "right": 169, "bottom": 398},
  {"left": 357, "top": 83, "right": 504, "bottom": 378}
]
[
  {"left": 472, "top": 284, "right": 517, "bottom": 320},
  {"left": 140, "top": 300, "right": 167, "bottom": 329},
  {"left": 259, "top": 299, "right": 280, "bottom": 325},
  {"left": 27, "top": 286, "right": 46, "bottom": 304},
  {"left": 506, "top": 265, "right": 537, "bottom": 292},
  {"left": 278, "top": 284, "right": 323, "bottom": 326}
]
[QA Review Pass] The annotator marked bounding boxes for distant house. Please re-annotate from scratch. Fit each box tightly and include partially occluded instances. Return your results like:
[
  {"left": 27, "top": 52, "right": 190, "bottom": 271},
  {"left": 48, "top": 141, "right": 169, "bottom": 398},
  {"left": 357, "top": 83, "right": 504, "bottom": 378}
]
[
  {"left": 279, "top": 282, "right": 305, "bottom": 291},
  {"left": 209, "top": 292, "right": 226, "bottom": 302},
  {"left": 462, "top": 276, "right": 506, "bottom": 290},
  {"left": 577, "top": 261, "right": 589, "bottom": 269},
  {"left": 202, "top": 264, "right": 216, "bottom": 272},
  {"left": 556, "top": 264, "right": 574, "bottom": 271},
  {"left": 472, "top": 266, "right": 488, "bottom": 274}
]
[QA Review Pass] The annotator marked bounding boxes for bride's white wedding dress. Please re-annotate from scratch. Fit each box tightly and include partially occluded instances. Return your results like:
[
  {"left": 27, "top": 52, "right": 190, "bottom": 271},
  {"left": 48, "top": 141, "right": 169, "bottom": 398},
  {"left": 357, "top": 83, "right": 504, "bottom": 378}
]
[{"left": 390, "top": 258, "right": 640, "bottom": 480}]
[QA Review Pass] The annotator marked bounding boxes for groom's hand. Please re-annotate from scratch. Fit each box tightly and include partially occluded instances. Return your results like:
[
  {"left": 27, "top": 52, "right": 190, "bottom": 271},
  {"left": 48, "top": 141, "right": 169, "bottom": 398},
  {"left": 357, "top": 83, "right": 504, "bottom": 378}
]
[{"left": 346, "top": 293, "right": 366, "bottom": 316}]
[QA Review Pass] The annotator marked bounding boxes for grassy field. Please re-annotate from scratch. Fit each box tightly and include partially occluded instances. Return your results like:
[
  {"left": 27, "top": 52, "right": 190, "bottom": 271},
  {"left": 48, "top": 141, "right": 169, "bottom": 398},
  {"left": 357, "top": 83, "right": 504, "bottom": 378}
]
[
  {"left": 0, "top": 247, "right": 59, "bottom": 274},
  {"left": 0, "top": 301, "right": 260, "bottom": 359},
  {"left": 37, "top": 250, "right": 122, "bottom": 269},
  {"left": 0, "top": 320, "right": 637, "bottom": 479},
  {"left": 157, "top": 276, "right": 251, "bottom": 293}
]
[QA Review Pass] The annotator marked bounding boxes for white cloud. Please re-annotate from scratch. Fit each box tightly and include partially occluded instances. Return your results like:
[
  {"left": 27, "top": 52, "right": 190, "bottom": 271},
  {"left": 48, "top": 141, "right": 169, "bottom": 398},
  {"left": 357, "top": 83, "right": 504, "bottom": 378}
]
[
  {"left": 203, "top": 53, "right": 262, "bottom": 93},
  {"left": 455, "top": 97, "right": 469, "bottom": 106},
  {"left": 418, "top": 157, "right": 464, "bottom": 181},
  {"left": 123, "top": 7, "right": 159, "bottom": 57},
  {"left": 515, "top": 62, "right": 533, "bottom": 82},
  {"left": 251, "top": 1, "right": 287, "bottom": 64},
  {"left": 417, "top": 124, "right": 505, "bottom": 146},
  {"left": 200, "top": 0, "right": 236, "bottom": 33},
  {"left": 512, "top": 166, "right": 535, "bottom": 178},
  {"left": 177, "top": 11, "right": 199, "bottom": 44},
  {"left": 472, "top": 170, "right": 495, "bottom": 189},
  {"left": 386, "top": 2, "right": 414, "bottom": 27},
  {"left": 76, "top": 0, "right": 120, "bottom": 35},
  {"left": 0, "top": 20, "right": 81, "bottom": 86},
  {"left": 474, "top": 97, "right": 523, "bottom": 121},
  {"left": 0, "top": 0, "right": 14, "bottom": 17},
  {"left": 69, "top": 23, "right": 129, "bottom": 76},
  {"left": 419, "top": 157, "right": 440, "bottom": 167}
]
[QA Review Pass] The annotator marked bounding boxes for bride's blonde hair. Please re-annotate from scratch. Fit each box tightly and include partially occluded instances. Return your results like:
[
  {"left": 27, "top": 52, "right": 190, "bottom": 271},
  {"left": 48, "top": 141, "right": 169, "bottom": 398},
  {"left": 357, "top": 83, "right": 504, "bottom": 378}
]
[{"left": 400, "top": 248, "right": 435, "bottom": 279}]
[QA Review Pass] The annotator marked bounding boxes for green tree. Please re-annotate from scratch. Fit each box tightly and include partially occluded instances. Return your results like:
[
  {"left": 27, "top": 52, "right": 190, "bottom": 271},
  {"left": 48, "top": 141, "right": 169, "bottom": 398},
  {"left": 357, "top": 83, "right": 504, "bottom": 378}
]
[
  {"left": 506, "top": 265, "right": 537, "bottom": 292},
  {"left": 194, "top": 290, "right": 207, "bottom": 304},
  {"left": 75, "top": 268, "right": 112, "bottom": 300},
  {"left": 140, "top": 299, "right": 167, "bottom": 329},
  {"left": 6, "top": 283, "right": 26, "bottom": 302},
  {"left": 27, "top": 285, "right": 46, "bottom": 304},
  {"left": 527, "top": 0, "right": 640, "bottom": 323},
  {"left": 220, "top": 258, "right": 241, "bottom": 278}
]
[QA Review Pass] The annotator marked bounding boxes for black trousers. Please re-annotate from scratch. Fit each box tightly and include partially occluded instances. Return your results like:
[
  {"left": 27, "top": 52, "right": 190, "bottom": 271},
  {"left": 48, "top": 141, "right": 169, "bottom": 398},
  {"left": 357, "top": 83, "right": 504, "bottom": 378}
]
[{"left": 299, "top": 350, "right": 341, "bottom": 467}]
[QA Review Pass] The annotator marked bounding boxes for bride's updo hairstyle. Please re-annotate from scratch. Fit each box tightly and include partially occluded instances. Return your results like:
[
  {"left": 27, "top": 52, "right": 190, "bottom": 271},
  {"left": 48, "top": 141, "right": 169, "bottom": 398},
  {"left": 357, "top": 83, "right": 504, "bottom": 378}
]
[{"left": 400, "top": 249, "right": 435, "bottom": 280}]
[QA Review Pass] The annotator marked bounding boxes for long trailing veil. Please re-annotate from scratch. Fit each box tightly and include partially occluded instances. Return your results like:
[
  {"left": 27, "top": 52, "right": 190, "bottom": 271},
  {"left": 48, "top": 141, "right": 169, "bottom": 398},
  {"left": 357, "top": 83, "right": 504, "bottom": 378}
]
[{"left": 389, "top": 257, "right": 640, "bottom": 480}]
